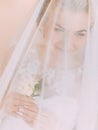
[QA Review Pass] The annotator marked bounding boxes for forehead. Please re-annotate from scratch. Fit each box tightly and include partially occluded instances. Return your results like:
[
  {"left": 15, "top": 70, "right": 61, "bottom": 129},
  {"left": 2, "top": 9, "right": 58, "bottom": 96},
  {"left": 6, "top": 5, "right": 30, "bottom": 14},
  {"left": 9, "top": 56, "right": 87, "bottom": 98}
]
[{"left": 57, "top": 10, "right": 89, "bottom": 31}]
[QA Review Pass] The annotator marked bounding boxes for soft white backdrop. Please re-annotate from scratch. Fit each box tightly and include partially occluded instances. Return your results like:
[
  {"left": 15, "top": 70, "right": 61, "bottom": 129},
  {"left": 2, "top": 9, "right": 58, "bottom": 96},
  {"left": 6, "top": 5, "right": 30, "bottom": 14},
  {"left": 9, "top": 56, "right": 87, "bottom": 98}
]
[{"left": 0, "top": 0, "right": 36, "bottom": 75}]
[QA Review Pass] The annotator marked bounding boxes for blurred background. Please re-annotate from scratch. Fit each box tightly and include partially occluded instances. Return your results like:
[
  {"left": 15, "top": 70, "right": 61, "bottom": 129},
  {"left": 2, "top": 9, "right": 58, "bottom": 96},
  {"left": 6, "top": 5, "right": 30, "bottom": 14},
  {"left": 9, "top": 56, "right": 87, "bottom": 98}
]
[{"left": 0, "top": 0, "right": 36, "bottom": 75}]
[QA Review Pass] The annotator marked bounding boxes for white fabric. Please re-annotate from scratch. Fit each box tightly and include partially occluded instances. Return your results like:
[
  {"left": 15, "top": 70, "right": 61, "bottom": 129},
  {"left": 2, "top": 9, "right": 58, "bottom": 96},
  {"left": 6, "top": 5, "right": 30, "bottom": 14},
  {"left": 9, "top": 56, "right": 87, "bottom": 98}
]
[
  {"left": 0, "top": 0, "right": 98, "bottom": 130},
  {"left": 0, "top": 96, "right": 77, "bottom": 130}
]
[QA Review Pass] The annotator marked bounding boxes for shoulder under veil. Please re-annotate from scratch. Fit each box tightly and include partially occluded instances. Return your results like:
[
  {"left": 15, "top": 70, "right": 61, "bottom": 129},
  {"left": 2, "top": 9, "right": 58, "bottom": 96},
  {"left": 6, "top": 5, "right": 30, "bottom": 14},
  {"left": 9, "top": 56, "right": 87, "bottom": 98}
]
[{"left": 0, "top": 0, "right": 98, "bottom": 130}]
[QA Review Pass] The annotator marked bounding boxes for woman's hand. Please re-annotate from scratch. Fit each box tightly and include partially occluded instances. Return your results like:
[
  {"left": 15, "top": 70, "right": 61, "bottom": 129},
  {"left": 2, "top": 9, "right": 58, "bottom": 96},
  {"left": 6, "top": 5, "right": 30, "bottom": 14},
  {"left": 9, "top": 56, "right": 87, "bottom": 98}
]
[
  {"left": 4, "top": 92, "right": 38, "bottom": 126},
  {"left": 3, "top": 92, "right": 59, "bottom": 129}
]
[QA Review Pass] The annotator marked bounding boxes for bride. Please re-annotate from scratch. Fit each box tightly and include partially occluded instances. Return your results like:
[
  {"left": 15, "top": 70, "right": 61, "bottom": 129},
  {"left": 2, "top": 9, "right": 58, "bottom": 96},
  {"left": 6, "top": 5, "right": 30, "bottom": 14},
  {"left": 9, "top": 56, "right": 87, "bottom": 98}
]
[{"left": 0, "top": 0, "right": 96, "bottom": 130}]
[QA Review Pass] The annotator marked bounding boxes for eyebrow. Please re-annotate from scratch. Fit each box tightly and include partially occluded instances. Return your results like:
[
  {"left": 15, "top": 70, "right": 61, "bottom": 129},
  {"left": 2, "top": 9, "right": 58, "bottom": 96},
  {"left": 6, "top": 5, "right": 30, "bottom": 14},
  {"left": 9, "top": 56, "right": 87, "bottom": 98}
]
[
  {"left": 76, "top": 30, "right": 87, "bottom": 33},
  {"left": 56, "top": 24, "right": 88, "bottom": 33}
]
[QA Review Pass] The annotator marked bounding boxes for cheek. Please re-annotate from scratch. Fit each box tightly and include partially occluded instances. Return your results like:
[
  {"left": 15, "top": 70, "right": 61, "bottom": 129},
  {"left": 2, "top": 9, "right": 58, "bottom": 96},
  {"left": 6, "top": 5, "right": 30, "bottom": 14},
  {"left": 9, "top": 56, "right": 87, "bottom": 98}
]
[{"left": 73, "top": 36, "right": 87, "bottom": 49}]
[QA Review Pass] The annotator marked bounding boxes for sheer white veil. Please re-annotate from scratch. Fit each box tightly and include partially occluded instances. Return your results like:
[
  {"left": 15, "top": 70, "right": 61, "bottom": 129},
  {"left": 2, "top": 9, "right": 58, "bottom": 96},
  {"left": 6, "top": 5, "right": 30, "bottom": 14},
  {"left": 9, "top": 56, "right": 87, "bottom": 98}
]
[
  {"left": 0, "top": 0, "right": 98, "bottom": 130},
  {"left": 0, "top": 0, "right": 47, "bottom": 102},
  {"left": 76, "top": 1, "right": 98, "bottom": 130}
]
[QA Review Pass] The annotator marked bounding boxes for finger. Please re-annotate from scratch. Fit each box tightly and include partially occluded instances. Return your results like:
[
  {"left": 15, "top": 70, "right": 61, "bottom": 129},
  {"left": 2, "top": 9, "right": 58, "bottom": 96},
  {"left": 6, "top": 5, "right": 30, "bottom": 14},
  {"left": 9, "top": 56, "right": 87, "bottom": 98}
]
[
  {"left": 23, "top": 102, "right": 38, "bottom": 112},
  {"left": 11, "top": 92, "right": 34, "bottom": 103},
  {"left": 13, "top": 99, "right": 35, "bottom": 107},
  {"left": 5, "top": 105, "right": 20, "bottom": 118},
  {"left": 15, "top": 95, "right": 36, "bottom": 107},
  {"left": 19, "top": 108, "right": 37, "bottom": 123},
  {"left": 7, "top": 92, "right": 34, "bottom": 104},
  {"left": 6, "top": 95, "right": 36, "bottom": 107},
  {"left": 25, "top": 109, "right": 49, "bottom": 124}
]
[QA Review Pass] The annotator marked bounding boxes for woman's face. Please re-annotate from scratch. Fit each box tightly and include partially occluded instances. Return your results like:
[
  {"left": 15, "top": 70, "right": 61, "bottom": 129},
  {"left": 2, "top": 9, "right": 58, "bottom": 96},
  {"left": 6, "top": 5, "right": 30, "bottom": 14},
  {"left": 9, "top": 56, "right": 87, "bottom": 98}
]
[
  {"left": 41, "top": 8, "right": 89, "bottom": 68},
  {"left": 53, "top": 10, "right": 88, "bottom": 54},
  {"left": 50, "top": 9, "right": 89, "bottom": 68}
]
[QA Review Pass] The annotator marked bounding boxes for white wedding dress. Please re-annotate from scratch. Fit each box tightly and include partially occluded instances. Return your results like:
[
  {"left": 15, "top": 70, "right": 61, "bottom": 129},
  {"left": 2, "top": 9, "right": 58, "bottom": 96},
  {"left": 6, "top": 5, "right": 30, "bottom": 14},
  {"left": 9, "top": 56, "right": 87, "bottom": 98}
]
[
  {"left": 0, "top": 50, "right": 79, "bottom": 130},
  {"left": 0, "top": 96, "right": 78, "bottom": 130}
]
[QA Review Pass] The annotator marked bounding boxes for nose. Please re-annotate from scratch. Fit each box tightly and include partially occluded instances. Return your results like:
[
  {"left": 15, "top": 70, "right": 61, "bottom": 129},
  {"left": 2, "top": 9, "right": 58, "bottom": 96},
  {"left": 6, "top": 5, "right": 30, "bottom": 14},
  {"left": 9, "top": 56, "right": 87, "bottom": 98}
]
[{"left": 64, "top": 33, "right": 77, "bottom": 52}]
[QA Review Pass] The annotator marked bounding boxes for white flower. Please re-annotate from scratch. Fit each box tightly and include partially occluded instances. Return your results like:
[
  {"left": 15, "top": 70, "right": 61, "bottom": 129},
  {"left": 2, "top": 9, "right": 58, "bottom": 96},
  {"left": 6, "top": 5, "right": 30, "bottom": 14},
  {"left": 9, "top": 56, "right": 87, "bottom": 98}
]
[{"left": 16, "top": 79, "right": 38, "bottom": 96}]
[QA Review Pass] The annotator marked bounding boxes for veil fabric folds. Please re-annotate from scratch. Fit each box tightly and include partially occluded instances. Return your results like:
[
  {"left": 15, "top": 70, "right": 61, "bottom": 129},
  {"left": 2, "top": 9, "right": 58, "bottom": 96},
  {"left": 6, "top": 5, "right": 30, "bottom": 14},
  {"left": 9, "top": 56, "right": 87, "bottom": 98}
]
[{"left": 0, "top": 0, "right": 98, "bottom": 130}]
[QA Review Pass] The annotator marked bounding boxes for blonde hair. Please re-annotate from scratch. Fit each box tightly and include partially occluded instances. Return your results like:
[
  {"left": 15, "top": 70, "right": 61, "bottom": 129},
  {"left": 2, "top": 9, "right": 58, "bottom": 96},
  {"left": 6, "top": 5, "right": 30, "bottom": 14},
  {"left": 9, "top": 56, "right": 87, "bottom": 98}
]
[
  {"left": 37, "top": 0, "right": 51, "bottom": 24},
  {"left": 37, "top": 0, "right": 89, "bottom": 25},
  {"left": 62, "top": 0, "right": 89, "bottom": 12}
]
